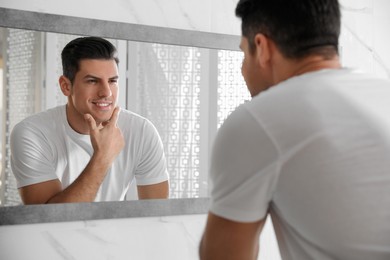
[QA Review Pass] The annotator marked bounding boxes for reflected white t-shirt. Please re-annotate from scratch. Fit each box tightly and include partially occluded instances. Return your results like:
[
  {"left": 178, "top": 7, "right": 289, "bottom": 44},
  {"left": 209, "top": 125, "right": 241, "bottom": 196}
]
[
  {"left": 209, "top": 69, "right": 390, "bottom": 259},
  {"left": 11, "top": 105, "right": 169, "bottom": 201}
]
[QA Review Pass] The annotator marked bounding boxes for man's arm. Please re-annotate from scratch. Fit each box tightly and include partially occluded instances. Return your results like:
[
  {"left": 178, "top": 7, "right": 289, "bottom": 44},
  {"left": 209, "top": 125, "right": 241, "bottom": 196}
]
[
  {"left": 19, "top": 107, "right": 124, "bottom": 204},
  {"left": 19, "top": 152, "right": 116, "bottom": 204},
  {"left": 137, "top": 180, "right": 169, "bottom": 199},
  {"left": 199, "top": 212, "right": 266, "bottom": 260}
]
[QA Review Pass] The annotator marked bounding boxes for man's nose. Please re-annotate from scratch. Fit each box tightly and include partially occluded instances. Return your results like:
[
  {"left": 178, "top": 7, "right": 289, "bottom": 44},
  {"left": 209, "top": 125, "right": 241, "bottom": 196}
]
[{"left": 98, "top": 82, "right": 112, "bottom": 97}]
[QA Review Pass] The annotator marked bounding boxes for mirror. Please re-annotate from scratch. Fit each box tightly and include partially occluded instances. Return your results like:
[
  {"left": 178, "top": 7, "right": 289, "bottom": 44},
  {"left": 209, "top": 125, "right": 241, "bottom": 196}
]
[{"left": 0, "top": 7, "right": 249, "bottom": 206}]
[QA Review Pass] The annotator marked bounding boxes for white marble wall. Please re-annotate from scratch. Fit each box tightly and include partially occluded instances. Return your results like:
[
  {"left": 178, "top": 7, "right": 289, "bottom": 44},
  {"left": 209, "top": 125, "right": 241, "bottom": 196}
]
[
  {"left": 340, "top": 0, "right": 390, "bottom": 78},
  {"left": 0, "top": 214, "right": 208, "bottom": 260},
  {"left": 0, "top": 214, "right": 280, "bottom": 260}
]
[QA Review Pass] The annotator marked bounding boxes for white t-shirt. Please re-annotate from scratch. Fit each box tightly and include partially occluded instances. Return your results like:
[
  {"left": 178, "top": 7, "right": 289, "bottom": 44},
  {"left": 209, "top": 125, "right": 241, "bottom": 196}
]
[
  {"left": 209, "top": 69, "right": 390, "bottom": 259},
  {"left": 11, "top": 105, "right": 169, "bottom": 201}
]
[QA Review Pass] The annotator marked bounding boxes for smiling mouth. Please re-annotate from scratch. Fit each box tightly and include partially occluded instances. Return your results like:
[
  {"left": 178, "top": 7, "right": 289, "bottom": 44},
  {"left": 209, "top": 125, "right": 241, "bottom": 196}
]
[{"left": 92, "top": 101, "right": 112, "bottom": 108}]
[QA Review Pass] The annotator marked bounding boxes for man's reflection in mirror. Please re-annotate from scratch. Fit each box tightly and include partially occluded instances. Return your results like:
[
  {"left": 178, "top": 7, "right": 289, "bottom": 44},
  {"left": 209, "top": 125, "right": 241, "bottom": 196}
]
[{"left": 10, "top": 37, "right": 169, "bottom": 204}]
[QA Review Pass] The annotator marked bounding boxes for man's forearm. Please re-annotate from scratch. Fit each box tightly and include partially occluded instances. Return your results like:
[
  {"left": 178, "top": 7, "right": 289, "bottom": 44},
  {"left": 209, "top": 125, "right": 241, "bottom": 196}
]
[{"left": 46, "top": 153, "right": 111, "bottom": 203}]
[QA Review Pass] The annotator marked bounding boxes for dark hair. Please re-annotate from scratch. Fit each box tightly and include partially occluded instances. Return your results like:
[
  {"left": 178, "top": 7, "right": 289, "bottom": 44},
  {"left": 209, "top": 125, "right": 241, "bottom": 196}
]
[
  {"left": 61, "top": 36, "right": 119, "bottom": 83},
  {"left": 235, "top": 0, "right": 341, "bottom": 59}
]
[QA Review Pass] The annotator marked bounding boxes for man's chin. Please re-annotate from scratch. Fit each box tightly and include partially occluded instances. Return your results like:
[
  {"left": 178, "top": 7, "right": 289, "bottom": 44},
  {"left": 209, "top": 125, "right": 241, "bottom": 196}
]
[
  {"left": 92, "top": 109, "right": 114, "bottom": 121},
  {"left": 89, "top": 114, "right": 111, "bottom": 125}
]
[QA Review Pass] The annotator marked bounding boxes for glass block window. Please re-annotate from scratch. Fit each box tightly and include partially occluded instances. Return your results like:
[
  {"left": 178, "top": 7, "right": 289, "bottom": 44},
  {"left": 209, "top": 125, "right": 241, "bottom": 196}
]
[
  {"left": 217, "top": 50, "right": 250, "bottom": 128},
  {"left": 134, "top": 43, "right": 202, "bottom": 198},
  {"left": 1, "top": 29, "right": 42, "bottom": 206}
]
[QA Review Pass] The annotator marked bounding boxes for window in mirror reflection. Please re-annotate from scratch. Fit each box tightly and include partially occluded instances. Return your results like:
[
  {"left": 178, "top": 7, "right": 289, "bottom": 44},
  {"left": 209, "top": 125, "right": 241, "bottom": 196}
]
[{"left": 0, "top": 28, "right": 249, "bottom": 205}]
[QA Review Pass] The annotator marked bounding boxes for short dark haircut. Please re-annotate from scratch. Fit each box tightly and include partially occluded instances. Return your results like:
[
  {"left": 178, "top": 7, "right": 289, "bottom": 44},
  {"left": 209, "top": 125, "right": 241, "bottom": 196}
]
[
  {"left": 235, "top": 0, "right": 341, "bottom": 59},
  {"left": 61, "top": 36, "right": 119, "bottom": 83}
]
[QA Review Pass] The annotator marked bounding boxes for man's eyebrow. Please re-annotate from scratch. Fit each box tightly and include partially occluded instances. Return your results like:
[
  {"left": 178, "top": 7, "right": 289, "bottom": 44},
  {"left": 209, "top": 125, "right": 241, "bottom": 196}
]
[
  {"left": 83, "top": 75, "right": 99, "bottom": 79},
  {"left": 83, "top": 75, "right": 119, "bottom": 80}
]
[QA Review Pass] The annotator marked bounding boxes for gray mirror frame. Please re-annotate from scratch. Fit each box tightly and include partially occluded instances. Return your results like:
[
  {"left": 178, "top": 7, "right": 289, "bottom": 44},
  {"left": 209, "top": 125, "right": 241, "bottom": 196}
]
[
  {"left": 0, "top": 198, "right": 210, "bottom": 225},
  {"left": 0, "top": 7, "right": 240, "bottom": 51}
]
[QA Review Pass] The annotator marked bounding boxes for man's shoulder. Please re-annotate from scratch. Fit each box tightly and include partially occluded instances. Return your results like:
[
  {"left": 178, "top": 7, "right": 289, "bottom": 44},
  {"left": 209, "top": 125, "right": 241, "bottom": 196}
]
[
  {"left": 118, "top": 109, "right": 160, "bottom": 137},
  {"left": 13, "top": 106, "right": 65, "bottom": 133},
  {"left": 118, "top": 108, "right": 141, "bottom": 119},
  {"left": 118, "top": 109, "right": 152, "bottom": 126}
]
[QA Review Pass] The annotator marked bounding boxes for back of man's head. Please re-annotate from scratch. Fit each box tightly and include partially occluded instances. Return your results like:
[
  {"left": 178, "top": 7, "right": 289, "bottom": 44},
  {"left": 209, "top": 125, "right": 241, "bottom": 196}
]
[
  {"left": 235, "top": 0, "right": 341, "bottom": 59},
  {"left": 61, "top": 36, "right": 119, "bottom": 83}
]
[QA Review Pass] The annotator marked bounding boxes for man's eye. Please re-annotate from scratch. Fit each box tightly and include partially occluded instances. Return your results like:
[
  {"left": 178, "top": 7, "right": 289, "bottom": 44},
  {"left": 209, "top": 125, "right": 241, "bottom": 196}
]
[
  {"left": 87, "top": 79, "right": 97, "bottom": 84},
  {"left": 110, "top": 79, "right": 118, "bottom": 84}
]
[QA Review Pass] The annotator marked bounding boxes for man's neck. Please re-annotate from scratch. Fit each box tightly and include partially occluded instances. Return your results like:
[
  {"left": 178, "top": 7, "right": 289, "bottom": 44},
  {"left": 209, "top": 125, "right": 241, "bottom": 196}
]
[
  {"left": 291, "top": 56, "right": 342, "bottom": 77},
  {"left": 65, "top": 104, "right": 91, "bottom": 135},
  {"left": 273, "top": 54, "right": 342, "bottom": 85}
]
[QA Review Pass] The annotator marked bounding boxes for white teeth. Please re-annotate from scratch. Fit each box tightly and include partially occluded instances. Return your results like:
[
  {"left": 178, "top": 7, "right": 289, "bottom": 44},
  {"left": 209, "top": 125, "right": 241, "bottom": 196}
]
[{"left": 95, "top": 103, "right": 110, "bottom": 107}]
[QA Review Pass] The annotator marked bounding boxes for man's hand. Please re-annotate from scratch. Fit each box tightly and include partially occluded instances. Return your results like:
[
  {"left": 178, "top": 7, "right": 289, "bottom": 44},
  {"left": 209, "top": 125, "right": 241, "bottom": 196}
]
[{"left": 84, "top": 107, "right": 125, "bottom": 166}]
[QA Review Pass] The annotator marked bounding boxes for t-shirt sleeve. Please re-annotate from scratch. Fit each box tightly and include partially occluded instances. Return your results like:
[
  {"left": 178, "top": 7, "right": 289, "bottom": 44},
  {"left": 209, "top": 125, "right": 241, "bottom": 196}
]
[
  {"left": 134, "top": 120, "right": 169, "bottom": 185},
  {"left": 209, "top": 105, "right": 280, "bottom": 223},
  {"left": 10, "top": 121, "right": 58, "bottom": 188}
]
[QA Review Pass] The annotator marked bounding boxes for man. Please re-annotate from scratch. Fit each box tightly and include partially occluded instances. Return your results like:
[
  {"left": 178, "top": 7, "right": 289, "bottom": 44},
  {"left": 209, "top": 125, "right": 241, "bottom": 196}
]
[
  {"left": 11, "top": 37, "right": 169, "bottom": 204},
  {"left": 200, "top": 0, "right": 390, "bottom": 259}
]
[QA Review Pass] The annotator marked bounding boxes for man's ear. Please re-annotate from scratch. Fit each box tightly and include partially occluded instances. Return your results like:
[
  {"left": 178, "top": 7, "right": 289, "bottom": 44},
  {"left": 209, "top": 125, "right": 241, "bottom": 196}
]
[
  {"left": 59, "top": 75, "right": 72, "bottom": 96},
  {"left": 254, "top": 34, "right": 271, "bottom": 68}
]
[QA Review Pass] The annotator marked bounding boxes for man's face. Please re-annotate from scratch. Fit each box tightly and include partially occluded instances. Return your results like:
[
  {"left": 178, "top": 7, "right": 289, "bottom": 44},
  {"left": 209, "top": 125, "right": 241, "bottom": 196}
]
[
  {"left": 240, "top": 36, "right": 271, "bottom": 97},
  {"left": 65, "top": 59, "right": 119, "bottom": 129}
]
